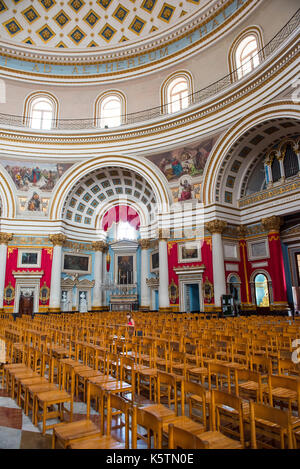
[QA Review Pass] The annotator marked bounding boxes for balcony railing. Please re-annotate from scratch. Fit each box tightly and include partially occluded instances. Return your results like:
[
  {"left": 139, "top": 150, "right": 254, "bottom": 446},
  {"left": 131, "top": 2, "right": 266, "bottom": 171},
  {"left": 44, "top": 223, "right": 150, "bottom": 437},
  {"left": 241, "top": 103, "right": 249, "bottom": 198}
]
[{"left": 0, "top": 9, "right": 299, "bottom": 131}]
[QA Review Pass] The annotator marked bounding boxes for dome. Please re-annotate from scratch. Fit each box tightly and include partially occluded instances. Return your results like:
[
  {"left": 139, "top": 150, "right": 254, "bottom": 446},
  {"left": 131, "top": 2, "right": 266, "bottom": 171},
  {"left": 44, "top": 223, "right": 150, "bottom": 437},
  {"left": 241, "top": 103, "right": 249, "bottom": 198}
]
[{"left": 0, "top": 0, "right": 214, "bottom": 49}]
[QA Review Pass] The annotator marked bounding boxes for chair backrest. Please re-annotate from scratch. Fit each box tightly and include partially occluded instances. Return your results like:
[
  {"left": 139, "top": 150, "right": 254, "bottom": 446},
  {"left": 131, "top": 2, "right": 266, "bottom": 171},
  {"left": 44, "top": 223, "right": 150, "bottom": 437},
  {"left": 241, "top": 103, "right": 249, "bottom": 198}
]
[
  {"left": 131, "top": 406, "right": 163, "bottom": 449},
  {"left": 157, "top": 371, "right": 178, "bottom": 414},
  {"left": 249, "top": 400, "right": 293, "bottom": 449},
  {"left": 234, "top": 368, "right": 263, "bottom": 401},
  {"left": 208, "top": 362, "right": 231, "bottom": 393},
  {"left": 181, "top": 380, "right": 207, "bottom": 427},
  {"left": 168, "top": 423, "right": 209, "bottom": 449},
  {"left": 211, "top": 389, "right": 244, "bottom": 446}
]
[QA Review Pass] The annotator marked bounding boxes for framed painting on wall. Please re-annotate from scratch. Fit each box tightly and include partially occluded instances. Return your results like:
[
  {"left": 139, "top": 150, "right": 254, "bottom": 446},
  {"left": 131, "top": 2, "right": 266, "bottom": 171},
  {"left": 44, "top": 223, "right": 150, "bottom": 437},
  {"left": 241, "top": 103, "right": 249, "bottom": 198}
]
[
  {"left": 178, "top": 242, "right": 201, "bottom": 263},
  {"left": 62, "top": 252, "right": 92, "bottom": 275},
  {"left": 150, "top": 250, "right": 159, "bottom": 272},
  {"left": 17, "top": 249, "right": 41, "bottom": 268}
]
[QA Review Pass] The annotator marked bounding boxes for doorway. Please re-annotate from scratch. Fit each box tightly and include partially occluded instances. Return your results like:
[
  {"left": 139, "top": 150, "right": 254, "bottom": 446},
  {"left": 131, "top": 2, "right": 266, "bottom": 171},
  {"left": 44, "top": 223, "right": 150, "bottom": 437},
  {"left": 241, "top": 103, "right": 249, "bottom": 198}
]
[{"left": 185, "top": 284, "right": 200, "bottom": 313}]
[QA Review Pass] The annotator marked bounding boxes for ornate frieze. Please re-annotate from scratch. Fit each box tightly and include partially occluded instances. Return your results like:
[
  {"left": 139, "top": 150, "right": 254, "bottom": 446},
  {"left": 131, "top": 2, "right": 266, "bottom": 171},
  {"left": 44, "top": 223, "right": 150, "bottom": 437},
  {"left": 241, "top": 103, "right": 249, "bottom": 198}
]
[{"left": 92, "top": 241, "right": 107, "bottom": 252}]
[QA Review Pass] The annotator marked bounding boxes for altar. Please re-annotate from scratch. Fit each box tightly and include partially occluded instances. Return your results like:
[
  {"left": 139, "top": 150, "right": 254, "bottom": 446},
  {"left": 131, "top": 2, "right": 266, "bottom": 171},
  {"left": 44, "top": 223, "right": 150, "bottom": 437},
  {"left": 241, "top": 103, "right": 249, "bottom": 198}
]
[{"left": 109, "top": 293, "right": 138, "bottom": 311}]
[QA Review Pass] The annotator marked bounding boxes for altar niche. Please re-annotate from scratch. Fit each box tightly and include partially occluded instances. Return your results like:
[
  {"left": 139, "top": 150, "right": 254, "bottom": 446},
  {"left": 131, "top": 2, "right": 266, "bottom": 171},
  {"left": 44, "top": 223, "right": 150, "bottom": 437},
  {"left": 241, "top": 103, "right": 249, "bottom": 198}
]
[{"left": 110, "top": 240, "right": 138, "bottom": 311}]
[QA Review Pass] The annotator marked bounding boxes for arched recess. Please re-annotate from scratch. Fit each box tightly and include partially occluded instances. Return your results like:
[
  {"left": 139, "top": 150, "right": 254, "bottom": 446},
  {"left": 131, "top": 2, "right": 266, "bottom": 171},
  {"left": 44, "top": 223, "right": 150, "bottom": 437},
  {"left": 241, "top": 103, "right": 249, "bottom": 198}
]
[
  {"left": 0, "top": 166, "right": 17, "bottom": 219},
  {"left": 202, "top": 101, "right": 300, "bottom": 206},
  {"left": 94, "top": 90, "right": 126, "bottom": 127},
  {"left": 50, "top": 154, "right": 172, "bottom": 222},
  {"left": 249, "top": 269, "right": 273, "bottom": 306}
]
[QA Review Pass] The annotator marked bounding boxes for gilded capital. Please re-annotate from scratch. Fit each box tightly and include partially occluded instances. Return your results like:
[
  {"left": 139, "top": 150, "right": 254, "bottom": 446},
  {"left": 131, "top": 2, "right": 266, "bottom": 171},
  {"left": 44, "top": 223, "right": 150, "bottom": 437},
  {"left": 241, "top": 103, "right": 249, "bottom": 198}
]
[
  {"left": 92, "top": 241, "right": 107, "bottom": 252},
  {"left": 139, "top": 239, "right": 150, "bottom": 250},
  {"left": 158, "top": 229, "right": 169, "bottom": 240},
  {"left": 49, "top": 233, "right": 67, "bottom": 246},
  {"left": 261, "top": 216, "right": 282, "bottom": 233},
  {"left": 0, "top": 233, "right": 13, "bottom": 245},
  {"left": 205, "top": 220, "right": 227, "bottom": 234}
]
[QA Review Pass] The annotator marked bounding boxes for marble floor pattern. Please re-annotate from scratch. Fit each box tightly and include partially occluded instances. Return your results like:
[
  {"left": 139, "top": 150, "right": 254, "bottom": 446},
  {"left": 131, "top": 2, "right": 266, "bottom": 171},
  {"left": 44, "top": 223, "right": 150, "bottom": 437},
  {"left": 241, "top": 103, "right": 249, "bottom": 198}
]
[{"left": 0, "top": 383, "right": 153, "bottom": 449}]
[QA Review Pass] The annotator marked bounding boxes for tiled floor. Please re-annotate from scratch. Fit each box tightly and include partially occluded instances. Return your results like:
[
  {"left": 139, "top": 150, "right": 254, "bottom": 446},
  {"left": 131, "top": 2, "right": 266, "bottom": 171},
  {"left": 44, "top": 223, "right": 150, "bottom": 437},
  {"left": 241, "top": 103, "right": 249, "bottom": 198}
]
[{"left": 0, "top": 382, "right": 152, "bottom": 449}]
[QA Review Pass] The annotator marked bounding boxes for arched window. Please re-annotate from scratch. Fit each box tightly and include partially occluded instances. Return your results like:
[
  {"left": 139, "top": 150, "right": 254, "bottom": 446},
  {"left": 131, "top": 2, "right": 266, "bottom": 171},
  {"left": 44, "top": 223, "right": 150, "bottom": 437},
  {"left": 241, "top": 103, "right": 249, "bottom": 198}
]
[
  {"left": 229, "top": 27, "right": 263, "bottom": 81},
  {"left": 116, "top": 221, "right": 137, "bottom": 241},
  {"left": 24, "top": 92, "right": 58, "bottom": 130},
  {"left": 161, "top": 71, "right": 193, "bottom": 114},
  {"left": 30, "top": 97, "right": 53, "bottom": 129},
  {"left": 271, "top": 156, "right": 281, "bottom": 182},
  {"left": 254, "top": 273, "right": 270, "bottom": 307},
  {"left": 283, "top": 143, "right": 299, "bottom": 178},
  {"left": 95, "top": 91, "right": 126, "bottom": 128},
  {"left": 167, "top": 77, "right": 189, "bottom": 113}
]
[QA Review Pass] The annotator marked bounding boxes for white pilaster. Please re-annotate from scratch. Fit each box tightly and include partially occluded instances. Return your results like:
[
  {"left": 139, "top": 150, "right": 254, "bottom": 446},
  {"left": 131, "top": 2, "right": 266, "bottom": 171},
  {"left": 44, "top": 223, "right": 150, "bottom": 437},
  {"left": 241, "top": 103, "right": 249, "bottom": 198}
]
[
  {"left": 139, "top": 239, "right": 150, "bottom": 308},
  {"left": 206, "top": 221, "right": 227, "bottom": 309},
  {"left": 92, "top": 241, "right": 106, "bottom": 310},
  {"left": 0, "top": 233, "right": 13, "bottom": 311},
  {"left": 158, "top": 234, "right": 170, "bottom": 310},
  {"left": 49, "top": 234, "right": 66, "bottom": 311}
]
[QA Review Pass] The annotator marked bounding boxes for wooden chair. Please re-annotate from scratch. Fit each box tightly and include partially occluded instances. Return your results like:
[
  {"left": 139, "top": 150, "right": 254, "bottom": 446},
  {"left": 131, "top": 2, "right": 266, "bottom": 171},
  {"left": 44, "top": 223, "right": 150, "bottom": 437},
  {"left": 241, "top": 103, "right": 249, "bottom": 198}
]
[
  {"left": 69, "top": 391, "right": 129, "bottom": 449},
  {"left": 249, "top": 400, "right": 294, "bottom": 449},
  {"left": 267, "top": 374, "right": 300, "bottom": 418},
  {"left": 52, "top": 378, "right": 107, "bottom": 449},
  {"left": 181, "top": 379, "right": 210, "bottom": 429},
  {"left": 234, "top": 368, "right": 265, "bottom": 404},
  {"left": 168, "top": 423, "right": 209, "bottom": 449},
  {"left": 131, "top": 405, "right": 163, "bottom": 449},
  {"left": 210, "top": 389, "right": 245, "bottom": 447},
  {"left": 208, "top": 362, "right": 232, "bottom": 394},
  {"left": 157, "top": 371, "right": 178, "bottom": 415}
]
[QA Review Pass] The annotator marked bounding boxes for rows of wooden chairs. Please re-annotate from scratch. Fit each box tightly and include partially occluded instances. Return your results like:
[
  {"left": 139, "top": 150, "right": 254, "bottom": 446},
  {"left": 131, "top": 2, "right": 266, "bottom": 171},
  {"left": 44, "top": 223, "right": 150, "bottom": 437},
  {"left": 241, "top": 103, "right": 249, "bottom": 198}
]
[{"left": 0, "top": 312, "right": 300, "bottom": 449}]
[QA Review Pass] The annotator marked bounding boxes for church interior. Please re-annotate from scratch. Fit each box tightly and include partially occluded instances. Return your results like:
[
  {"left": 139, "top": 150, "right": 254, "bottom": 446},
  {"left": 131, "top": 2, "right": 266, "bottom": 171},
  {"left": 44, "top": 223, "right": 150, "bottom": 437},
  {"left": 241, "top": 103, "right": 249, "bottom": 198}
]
[{"left": 0, "top": 0, "right": 299, "bottom": 451}]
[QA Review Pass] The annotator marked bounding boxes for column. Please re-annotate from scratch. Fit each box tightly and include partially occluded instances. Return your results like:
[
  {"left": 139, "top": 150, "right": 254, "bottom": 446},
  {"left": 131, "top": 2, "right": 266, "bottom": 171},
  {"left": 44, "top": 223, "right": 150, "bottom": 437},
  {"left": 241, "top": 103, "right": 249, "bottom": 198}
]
[
  {"left": 206, "top": 220, "right": 227, "bottom": 310},
  {"left": 158, "top": 230, "right": 171, "bottom": 312},
  {"left": 0, "top": 233, "right": 13, "bottom": 312},
  {"left": 49, "top": 233, "right": 66, "bottom": 312},
  {"left": 139, "top": 239, "right": 150, "bottom": 310},
  {"left": 92, "top": 241, "right": 107, "bottom": 311},
  {"left": 278, "top": 154, "right": 285, "bottom": 182}
]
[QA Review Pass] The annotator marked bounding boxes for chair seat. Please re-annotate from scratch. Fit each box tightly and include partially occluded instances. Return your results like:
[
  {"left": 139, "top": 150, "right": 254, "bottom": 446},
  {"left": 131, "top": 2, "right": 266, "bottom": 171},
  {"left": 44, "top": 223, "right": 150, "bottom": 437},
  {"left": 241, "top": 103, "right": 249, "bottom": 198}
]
[
  {"left": 142, "top": 404, "right": 176, "bottom": 421},
  {"left": 163, "top": 416, "right": 205, "bottom": 435},
  {"left": 199, "top": 431, "right": 243, "bottom": 449},
  {"left": 271, "top": 387, "right": 297, "bottom": 400},
  {"left": 137, "top": 368, "right": 158, "bottom": 377},
  {"left": 70, "top": 435, "right": 124, "bottom": 449},
  {"left": 188, "top": 367, "right": 208, "bottom": 375},
  {"left": 36, "top": 389, "right": 71, "bottom": 403},
  {"left": 53, "top": 419, "right": 100, "bottom": 442},
  {"left": 239, "top": 381, "right": 268, "bottom": 391}
]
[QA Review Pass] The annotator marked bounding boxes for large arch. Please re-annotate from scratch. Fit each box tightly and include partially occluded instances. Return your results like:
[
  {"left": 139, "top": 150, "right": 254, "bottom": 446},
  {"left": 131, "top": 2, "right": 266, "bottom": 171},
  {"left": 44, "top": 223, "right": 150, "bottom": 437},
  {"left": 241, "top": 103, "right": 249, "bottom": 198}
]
[
  {"left": 202, "top": 101, "right": 300, "bottom": 206},
  {"left": 49, "top": 154, "right": 172, "bottom": 221},
  {"left": 0, "top": 166, "right": 17, "bottom": 219}
]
